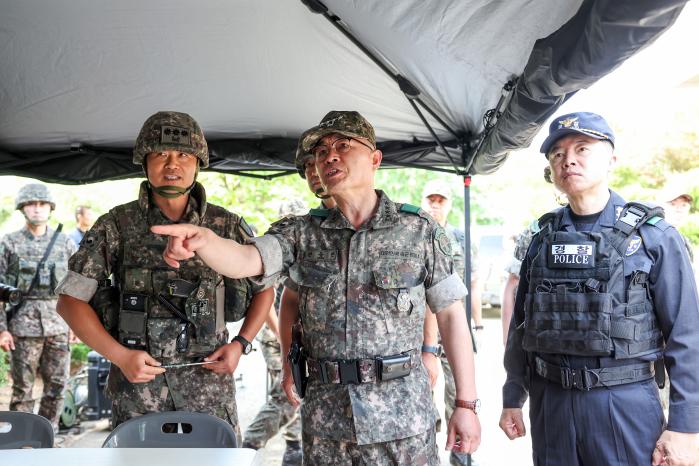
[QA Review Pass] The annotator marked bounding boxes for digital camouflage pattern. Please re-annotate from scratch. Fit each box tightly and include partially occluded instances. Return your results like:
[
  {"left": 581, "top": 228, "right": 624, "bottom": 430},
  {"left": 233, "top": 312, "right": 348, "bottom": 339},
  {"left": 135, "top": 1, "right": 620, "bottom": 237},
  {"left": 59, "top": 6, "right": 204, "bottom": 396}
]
[
  {"left": 55, "top": 181, "right": 260, "bottom": 430},
  {"left": 0, "top": 225, "right": 76, "bottom": 335},
  {"left": 9, "top": 334, "right": 69, "bottom": 426},
  {"left": 295, "top": 111, "right": 376, "bottom": 177},
  {"left": 250, "top": 190, "right": 467, "bottom": 446},
  {"left": 243, "top": 337, "right": 301, "bottom": 447},
  {"left": 302, "top": 424, "right": 439, "bottom": 466},
  {"left": 133, "top": 111, "right": 209, "bottom": 168},
  {"left": 14, "top": 183, "right": 56, "bottom": 210},
  {"left": 505, "top": 223, "right": 538, "bottom": 277}
]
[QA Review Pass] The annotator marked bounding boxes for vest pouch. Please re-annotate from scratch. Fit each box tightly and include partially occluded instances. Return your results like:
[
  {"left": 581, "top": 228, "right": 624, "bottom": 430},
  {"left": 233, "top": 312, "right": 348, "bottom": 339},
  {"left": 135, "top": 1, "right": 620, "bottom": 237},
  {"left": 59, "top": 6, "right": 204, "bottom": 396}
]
[
  {"left": 17, "top": 259, "right": 38, "bottom": 294},
  {"left": 522, "top": 288, "right": 614, "bottom": 356},
  {"left": 118, "top": 292, "right": 148, "bottom": 349},
  {"left": 51, "top": 260, "right": 68, "bottom": 293},
  {"left": 223, "top": 276, "right": 253, "bottom": 323},
  {"left": 290, "top": 262, "right": 339, "bottom": 335},
  {"left": 185, "top": 278, "right": 218, "bottom": 355},
  {"left": 147, "top": 318, "right": 181, "bottom": 358}
]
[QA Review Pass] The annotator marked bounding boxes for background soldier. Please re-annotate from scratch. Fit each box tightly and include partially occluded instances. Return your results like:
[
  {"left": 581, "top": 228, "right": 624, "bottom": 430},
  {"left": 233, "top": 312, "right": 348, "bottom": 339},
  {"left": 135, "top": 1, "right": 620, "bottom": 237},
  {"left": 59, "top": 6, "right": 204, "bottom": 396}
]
[
  {"left": 500, "top": 112, "right": 699, "bottom": 465},
  {"left": 242, "top": 200, "right": 306, "bottom": 466},
  {"left": 154, "top": 110, "right": 481, "bottom": 465},
  {"left": 67, "top": 205, "right": 95, "bottom": 247},
  {"left": 0, "top": 183, "right": 76, "bottom": 431},
  {"left": 56, "top": 111, "right": 273, "bottom": 435},
  {"left": 420, "top": 180, "right": 481, "bottom": 466}
]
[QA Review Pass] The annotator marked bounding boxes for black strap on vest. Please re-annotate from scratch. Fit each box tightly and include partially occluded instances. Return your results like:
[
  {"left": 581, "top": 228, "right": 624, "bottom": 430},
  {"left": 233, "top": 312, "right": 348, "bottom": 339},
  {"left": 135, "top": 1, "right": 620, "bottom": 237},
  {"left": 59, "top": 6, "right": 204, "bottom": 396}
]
[
  {"left": 613, "top": 202, "right": 664, "bottom": 236},
  {"left": 534, "top": 356, "right": 655, "bottom": 390}
]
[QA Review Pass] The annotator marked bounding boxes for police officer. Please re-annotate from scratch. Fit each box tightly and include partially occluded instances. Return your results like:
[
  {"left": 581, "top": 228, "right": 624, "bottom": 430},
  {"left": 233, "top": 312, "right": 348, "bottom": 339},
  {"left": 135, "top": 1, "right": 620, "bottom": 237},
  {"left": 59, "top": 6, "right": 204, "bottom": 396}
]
[
  {"left": 0, "top": 183, "right": 76, "bottom": 431},
  {"left": 55, "top": 111, "right": 273, "bottom": 433},
  {"left": 500, "top": 112, "right": 699, "bottom": 465},
  {"left": 154, "top": 111, "right": 481, "bottom": 465}
]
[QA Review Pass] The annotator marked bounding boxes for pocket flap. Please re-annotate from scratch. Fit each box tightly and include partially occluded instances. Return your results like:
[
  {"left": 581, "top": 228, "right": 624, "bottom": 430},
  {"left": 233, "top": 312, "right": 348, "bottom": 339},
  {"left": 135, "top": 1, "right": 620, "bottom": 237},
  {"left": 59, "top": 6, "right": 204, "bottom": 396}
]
[
  {"left": 373, "top": 263, "right": 426, "bottom": 289},
  {"left": 289, "top": 262, "right": 338, "bottom": 288}
]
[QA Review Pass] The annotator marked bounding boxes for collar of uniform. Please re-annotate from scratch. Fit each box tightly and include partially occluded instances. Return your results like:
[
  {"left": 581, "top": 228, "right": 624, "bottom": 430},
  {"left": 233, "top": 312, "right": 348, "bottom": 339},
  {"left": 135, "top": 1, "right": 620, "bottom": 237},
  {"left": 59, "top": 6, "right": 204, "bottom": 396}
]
[
  {"left": 138, "top": 180, "right": 208, "bottom": 226},
  {"left": 559, "top": 190, "right": 626, "bottom": 230},
  {"left": 20, "top": 225, "right": 51, "bottom": 241},
  {"left": 320, "top": 190, "right": 398, "bottom": 230}
]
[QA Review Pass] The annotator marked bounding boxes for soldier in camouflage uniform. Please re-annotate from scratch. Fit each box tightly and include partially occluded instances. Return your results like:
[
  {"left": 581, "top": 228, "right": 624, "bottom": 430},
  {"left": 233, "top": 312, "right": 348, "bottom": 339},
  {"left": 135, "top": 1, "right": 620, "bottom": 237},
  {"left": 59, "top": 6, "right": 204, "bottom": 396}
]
[
  {"left": 420, "top": 180, "right": 481, "bottom": 466},
  {"left": 242, "top": 200, "right": 305, "bottom": 466},
  {"left": 55, "top": 111, "right": 273, "bottom": 434},
  {"left": 154, "top": 111, "right": 481, "bottom": 465},
  {"left": 0, "top": 183, "right": 76, "bottom": 430}
]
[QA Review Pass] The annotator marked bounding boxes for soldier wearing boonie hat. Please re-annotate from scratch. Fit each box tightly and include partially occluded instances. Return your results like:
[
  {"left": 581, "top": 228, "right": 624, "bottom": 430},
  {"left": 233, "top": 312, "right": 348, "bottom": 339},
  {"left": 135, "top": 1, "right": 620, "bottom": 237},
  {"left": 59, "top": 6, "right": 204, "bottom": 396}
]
[
  {"left": 55, "top": 111, "right": 274, "bottom": 435},
  {"left": 153, "top": 110, "right": 482, "bottom": 465},
  {"left": 501, "top": 111, "right": 699, "bottom": 465}
]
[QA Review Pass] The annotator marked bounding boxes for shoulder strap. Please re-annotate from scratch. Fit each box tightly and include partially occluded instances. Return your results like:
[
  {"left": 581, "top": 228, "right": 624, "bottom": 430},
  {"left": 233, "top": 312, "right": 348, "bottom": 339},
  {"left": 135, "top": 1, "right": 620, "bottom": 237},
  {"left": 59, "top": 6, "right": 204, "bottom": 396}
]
[
  {"left": 537, "top": 207, "right": 564, "bottom": 236},
  {"left": 309, "top": 208, "right": 330, "bottom": 218},
  {"left": 614, "top": 201, "right": 665, "bottom": 237},
  {"left": 399, "top": 204, "right": 421, "bottom": 215}
]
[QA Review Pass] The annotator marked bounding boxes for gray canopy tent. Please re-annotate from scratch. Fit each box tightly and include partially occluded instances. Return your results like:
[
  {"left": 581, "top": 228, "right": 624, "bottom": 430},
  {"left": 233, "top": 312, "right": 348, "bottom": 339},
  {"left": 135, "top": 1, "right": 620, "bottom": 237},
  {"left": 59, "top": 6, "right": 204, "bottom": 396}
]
[{"left": 0, "top": 0, "right": 689, "bottom": 377}]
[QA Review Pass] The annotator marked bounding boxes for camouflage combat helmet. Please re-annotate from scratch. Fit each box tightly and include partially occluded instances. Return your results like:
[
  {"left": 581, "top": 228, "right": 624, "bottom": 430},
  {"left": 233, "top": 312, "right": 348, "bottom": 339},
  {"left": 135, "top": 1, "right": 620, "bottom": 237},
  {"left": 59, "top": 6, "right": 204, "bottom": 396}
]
[
  {"left": 15, "top": 183, "right": 55, "bottom": 211},
  {"left": 133, "top": 111, "right": 209, "bottom": 168},
  {"left": 295, "top": 110, "right": 376, "bottom": 178}
]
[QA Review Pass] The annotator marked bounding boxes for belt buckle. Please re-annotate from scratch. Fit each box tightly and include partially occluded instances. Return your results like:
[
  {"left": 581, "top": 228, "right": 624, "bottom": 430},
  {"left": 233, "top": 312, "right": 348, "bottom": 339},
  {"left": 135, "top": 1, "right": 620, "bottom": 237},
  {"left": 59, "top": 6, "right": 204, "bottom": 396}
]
[{"left": 338, "top": 360, "right": 360, "bottom": 385}]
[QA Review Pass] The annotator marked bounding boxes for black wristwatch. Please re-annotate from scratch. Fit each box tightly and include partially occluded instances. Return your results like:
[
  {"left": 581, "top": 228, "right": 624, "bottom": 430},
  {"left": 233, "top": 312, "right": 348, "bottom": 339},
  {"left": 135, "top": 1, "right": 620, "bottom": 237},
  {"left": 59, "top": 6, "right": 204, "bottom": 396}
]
[
  {"left": 421, "top": 344, "right": 443, "bottom": 358},
  {"left": 232, "top": 335, "right": 253, "bottom": 355}
]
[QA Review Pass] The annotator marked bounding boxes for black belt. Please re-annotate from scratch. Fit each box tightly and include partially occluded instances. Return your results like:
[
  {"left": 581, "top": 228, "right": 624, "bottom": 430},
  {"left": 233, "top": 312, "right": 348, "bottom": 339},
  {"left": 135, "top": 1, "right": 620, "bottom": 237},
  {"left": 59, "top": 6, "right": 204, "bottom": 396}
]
[
  {"left": 534, "top": 356, "right": 655, "bottom": 390},
  {"left": 308, "top": 349, "right": 419, "bottom": 385}
]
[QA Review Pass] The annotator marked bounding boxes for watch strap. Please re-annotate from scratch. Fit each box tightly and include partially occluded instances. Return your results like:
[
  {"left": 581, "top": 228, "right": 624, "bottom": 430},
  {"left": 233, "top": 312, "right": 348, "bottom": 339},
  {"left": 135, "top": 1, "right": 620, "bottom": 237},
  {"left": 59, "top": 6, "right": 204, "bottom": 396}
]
[
  {"left": 455, "top": 398, "right": 480, "bottom": 414},
  {"left": 233, "top": 335, "right": 252, "bottom": 354},
  {"left": 421, "top": 344, "right": 442, "bottom": 357}
]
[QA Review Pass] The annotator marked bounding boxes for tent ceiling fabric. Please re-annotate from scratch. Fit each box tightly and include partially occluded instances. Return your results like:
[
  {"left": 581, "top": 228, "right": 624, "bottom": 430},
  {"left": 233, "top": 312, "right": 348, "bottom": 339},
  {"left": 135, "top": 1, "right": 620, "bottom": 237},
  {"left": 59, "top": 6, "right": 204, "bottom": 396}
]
[{"left": 0, "top": 0, "right": 688, "bottom": 184}]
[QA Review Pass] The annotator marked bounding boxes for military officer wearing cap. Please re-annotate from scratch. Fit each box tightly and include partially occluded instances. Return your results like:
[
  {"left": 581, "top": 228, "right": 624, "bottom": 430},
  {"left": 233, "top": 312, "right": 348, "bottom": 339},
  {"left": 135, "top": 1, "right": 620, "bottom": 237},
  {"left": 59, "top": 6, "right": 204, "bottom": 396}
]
[
  {"left": 0, "top": 183, "right": 76, "bottom": 431},
  {"left": 56, "top": 111, "right": 273, "bottom": 433},
  {"left": 500, "top": 112, "right": 699, "bottom": 465},
  {"left": 153, "top": 110, "right": 481, "bottom": 465}
]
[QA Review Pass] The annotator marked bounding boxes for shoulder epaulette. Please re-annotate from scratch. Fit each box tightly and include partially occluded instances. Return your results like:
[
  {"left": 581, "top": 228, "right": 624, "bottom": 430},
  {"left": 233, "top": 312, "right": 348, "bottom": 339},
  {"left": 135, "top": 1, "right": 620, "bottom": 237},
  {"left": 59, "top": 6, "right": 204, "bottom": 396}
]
[
  {"left": 399, "top": 204, "right": 421, "bottom": 215},
  {"left": 309, "top": 208, "right": 330, "bottom": 218}
]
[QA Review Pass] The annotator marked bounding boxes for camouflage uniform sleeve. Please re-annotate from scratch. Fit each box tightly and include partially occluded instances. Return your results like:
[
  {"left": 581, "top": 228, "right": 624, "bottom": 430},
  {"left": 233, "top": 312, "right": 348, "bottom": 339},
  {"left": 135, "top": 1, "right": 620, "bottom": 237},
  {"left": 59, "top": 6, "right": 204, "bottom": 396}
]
[
  {"left": 0, "top": 236, "right": 10, "bottom": 332},
  {"left": 425, "top": 223, "right": 468, "bottom": 313},
  {"left": 55, "top": 213, "right": 119, "bottom": 302},
  {"left": 247, "top": 216, "right": 298, "bottom": 287},
  {"left": 224, "top": 214, "right": 268, "bottom": 294}
]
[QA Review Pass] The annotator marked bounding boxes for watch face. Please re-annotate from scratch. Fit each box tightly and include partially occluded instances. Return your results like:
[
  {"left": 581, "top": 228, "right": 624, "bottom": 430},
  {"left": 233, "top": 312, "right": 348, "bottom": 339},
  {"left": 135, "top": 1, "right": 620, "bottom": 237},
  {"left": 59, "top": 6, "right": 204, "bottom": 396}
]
[
  {"left": 473, "top": 399, "right": 481, "bottom": 414},
  {"left": 235, "top": 336, "right": 252, "bottom": 354}
]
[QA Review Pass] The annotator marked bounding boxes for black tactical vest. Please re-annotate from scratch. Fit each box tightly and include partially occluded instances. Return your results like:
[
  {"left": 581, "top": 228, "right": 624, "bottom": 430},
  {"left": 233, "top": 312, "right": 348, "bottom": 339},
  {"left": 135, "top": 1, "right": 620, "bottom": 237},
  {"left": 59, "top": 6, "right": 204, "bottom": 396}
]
[{"left": 522, "top": 202, "right": 665, "bottom": 360}]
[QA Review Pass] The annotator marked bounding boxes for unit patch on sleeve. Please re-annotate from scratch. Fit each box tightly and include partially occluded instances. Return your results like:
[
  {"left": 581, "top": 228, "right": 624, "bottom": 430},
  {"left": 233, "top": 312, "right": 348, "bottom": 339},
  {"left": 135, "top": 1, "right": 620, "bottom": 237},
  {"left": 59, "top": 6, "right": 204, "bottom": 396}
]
[
  {"left": 625, "top": 235, "right": 642, "bottom": 256},
  {"left": 547, "top": 242, "right": 595, "bottom": 268}
]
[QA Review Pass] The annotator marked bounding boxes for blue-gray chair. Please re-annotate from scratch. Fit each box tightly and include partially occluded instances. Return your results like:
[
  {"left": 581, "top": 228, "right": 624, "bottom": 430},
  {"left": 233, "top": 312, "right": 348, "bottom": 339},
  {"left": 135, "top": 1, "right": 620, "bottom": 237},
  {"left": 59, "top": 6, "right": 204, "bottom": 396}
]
[
  {"left": 102, "top": 411, "right": 237, "bottom": 448},
  {"left": 0, "top": 411, "right": 54, "bottom": 449}
]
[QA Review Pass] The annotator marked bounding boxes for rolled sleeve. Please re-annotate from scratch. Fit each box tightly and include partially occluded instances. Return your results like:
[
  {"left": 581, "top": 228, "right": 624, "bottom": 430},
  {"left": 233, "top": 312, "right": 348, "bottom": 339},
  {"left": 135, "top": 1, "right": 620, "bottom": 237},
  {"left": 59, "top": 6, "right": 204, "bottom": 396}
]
[
  {"left": 426, "top": 273, "right": 467, "bottom": 313},
  {"left": 55, "top": 270, "right": 98, "bottom": 302},
  {"left": 248, "top": 235, "right": 284, "bottom": 287}
]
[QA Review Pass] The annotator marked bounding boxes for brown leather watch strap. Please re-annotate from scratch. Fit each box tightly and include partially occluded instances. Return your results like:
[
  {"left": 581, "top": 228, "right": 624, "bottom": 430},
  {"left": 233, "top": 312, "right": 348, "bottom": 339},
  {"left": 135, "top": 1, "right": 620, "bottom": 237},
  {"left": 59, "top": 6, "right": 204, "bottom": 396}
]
[{"left": 455, "top": 399, "right": 480, "bottom": 414}]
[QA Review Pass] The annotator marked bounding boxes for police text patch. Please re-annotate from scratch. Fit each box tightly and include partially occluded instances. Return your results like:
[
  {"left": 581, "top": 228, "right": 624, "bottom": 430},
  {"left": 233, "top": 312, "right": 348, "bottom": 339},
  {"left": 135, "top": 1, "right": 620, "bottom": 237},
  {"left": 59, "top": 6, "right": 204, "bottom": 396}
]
[{"left": 548, "top": 242, "right": 595, "bottom": 268}]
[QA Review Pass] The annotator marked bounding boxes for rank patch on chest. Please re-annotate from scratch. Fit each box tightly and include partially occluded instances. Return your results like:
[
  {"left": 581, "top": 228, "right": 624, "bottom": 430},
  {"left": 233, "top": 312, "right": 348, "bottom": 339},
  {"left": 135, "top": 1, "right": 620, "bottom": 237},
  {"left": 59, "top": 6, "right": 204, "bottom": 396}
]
[
  {"left": 625, "top": 235, "right": 642, "bottom": 256},
  {"left": 547, "top": 242, "right": 595, "bottom": 268}
]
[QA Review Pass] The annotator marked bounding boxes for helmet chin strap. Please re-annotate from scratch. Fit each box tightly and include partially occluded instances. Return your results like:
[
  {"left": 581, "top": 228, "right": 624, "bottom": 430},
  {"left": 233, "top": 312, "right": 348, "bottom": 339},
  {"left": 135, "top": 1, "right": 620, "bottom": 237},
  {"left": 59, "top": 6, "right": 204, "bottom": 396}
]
[
  {"left": 314, "top": 187, "right": 332, "bottom": 200},
  {"left": 22, "top": 212, "right": 48, "bottom": 226},
  {"left": 146, "top": 163, "right": 199, "bottom": 199}
]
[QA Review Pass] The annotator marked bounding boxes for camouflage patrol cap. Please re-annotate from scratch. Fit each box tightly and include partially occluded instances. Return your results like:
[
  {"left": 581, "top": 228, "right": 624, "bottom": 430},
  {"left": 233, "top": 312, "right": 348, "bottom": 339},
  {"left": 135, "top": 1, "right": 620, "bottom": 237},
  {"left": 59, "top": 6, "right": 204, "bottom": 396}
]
[
  {"left": 278, "top": 199, "right": 307, "bottom": 217},
  {"left": 295, "top": 111, "right": 376, "bottom": 177},
  {"left": 133, "top": 111, "right": 209, "bottom": 168},
  {"left": 15, "top": 183, "right": 55, "bottom": 211}
]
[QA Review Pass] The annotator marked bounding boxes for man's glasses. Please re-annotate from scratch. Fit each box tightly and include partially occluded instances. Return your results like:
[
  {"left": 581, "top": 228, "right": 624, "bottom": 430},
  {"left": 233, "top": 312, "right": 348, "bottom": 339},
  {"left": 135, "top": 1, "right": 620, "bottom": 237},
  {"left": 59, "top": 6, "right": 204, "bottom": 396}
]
[{"left": 311, "top": 137, "right": 375, "bottom": 162}]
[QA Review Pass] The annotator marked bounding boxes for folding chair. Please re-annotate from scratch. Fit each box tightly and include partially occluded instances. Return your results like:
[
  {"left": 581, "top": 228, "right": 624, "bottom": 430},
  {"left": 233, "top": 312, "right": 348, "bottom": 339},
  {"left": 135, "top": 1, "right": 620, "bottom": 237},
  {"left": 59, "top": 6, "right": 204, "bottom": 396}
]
[
  {"left": 0, "top": 411, "right": 54, "bottom": 449},
  {"left": 102, "top": 411, "right": 237, "bottom": 448}
]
